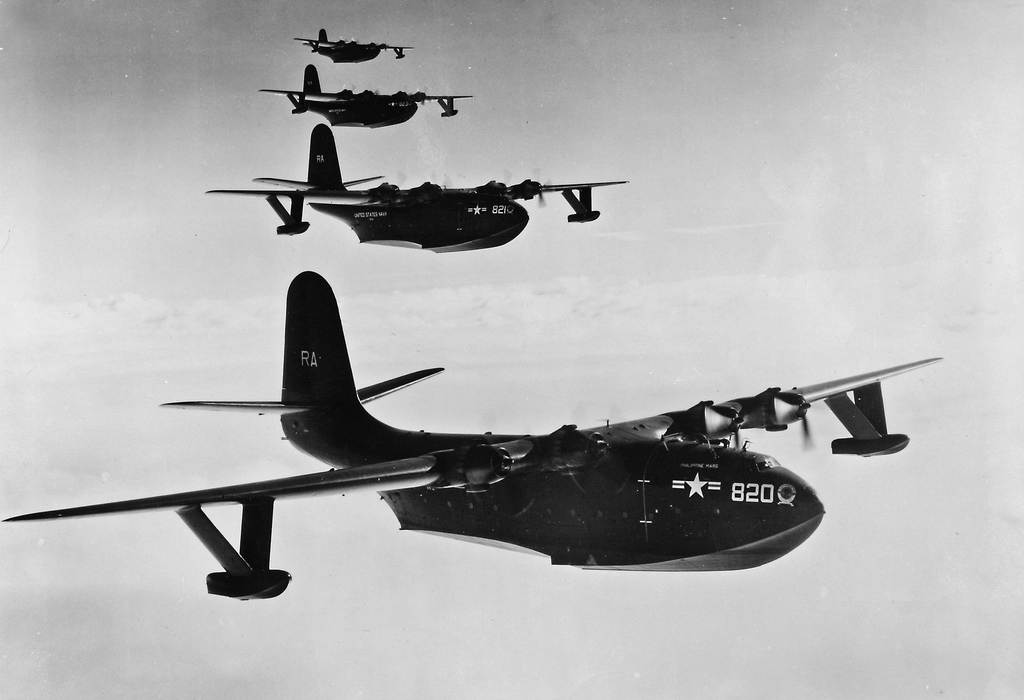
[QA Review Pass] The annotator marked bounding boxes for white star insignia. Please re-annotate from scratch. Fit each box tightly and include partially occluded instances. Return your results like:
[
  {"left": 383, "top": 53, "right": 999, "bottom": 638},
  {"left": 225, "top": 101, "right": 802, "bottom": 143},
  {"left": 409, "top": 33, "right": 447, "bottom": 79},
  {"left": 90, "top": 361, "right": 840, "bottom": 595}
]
[
  {"left": 469, "top": 205, "right": 483, "bottom": 215},
  {"left": 685, "top": 472, "right": 708, "bottom": 498}
]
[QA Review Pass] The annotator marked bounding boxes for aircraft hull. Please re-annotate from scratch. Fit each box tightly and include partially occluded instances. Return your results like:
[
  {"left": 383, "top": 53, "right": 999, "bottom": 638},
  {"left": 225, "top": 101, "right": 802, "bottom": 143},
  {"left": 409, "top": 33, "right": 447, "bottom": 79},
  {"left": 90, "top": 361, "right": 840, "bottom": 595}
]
[
  {"left": 319, "top": 45, "right": 383, "bottom": 63},
  {"left": 306, "top": 99, "right": 419, "bottom": 128},
  {"left": 310, "top": 196, "right": 530, "bottom": 252},
  {"left": 380, "top": 443, "right": 825, "bottom": 570}
]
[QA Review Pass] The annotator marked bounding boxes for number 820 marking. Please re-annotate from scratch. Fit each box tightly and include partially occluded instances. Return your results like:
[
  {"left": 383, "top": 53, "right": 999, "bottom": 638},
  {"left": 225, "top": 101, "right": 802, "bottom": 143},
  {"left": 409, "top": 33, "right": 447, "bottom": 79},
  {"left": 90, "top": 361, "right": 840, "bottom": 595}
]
[{"left": 731, "top": 483, "right": 775, "bottom": 503}]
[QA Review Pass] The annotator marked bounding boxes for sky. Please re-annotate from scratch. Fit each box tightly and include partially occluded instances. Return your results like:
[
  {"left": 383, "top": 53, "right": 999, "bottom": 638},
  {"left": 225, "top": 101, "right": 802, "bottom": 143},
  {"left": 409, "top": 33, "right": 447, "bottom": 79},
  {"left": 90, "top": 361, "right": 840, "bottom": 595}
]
[{"left": 1, "top": 0, "right": 1022, "bottom": 697}]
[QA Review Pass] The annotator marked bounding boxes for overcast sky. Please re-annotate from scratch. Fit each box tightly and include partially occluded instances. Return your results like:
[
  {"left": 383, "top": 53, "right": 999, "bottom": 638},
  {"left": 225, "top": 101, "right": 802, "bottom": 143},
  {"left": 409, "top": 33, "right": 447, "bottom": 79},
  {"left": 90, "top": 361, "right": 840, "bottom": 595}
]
[{"left": 1, "top": 1, "right": 1022, "bottom": 698}]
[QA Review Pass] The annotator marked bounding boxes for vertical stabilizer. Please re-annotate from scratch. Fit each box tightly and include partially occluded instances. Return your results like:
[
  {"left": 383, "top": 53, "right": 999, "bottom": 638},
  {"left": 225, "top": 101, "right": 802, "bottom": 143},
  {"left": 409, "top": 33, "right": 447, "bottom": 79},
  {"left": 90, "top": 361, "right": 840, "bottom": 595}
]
[
  {"left": 303, "top": 64, "right": 322, "bottom": 95},
  {"left": 282, "top": 271, "right": 363, "bottom": 410},
  {"left": 307, "top": 124, "right": 343, "bottom": 188}
]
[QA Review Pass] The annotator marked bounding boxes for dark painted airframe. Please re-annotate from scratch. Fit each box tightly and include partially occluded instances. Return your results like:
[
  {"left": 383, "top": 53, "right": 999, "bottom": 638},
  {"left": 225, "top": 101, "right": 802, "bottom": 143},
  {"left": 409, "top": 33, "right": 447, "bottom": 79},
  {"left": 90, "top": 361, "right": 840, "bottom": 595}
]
[
  {"left": 209, "top": 124, "right": 627, "bottom": 252},
  {"left": 263, "top": 65, "right": 469, "bottom": 128},
  {"left": 7, "top": 272, "right": 940, "bottom": 600},
  {"left": 295, "top": 29, "right": 411, "bottom": 62}
]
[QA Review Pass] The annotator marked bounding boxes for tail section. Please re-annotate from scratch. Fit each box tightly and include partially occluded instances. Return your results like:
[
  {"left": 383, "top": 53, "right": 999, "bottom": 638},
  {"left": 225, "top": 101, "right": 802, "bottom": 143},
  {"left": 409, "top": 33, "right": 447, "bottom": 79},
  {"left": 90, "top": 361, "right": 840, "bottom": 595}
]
[
  {"left": 303, "top": 64, "right": 322, "bottom": 95},
  {"left": 282, "top": 271, "right": 365, "bottom": 411},
  {"left": 318, "top": 28, "right": 329, "bottom": 44},
  {"left": 307, "top": 124, "right": 343, "bottom": 189}
]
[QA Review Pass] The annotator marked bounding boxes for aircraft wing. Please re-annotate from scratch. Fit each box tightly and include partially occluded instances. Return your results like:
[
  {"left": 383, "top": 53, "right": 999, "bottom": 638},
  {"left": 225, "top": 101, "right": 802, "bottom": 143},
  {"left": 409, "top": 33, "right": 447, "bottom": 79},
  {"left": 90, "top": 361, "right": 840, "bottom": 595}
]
[
  {"left": 259, "top": 90, "right": 351, "bottom": 103},
  {"left": 5, "top": 455, "right": 440, "bottom": 521},
  {"left": 660, "top": 357, "right": 941, "bottom": 456},
  {"left": 422, "top": 94, "right": 473, "bottom": 101},
  {"left": 294, "top": 37, "right": 338, "bottom": 46},
  {"left": 795, "top": 358, "right": 942, "bottom": 402},
  {"left": 536, "top": 181, "right": 629, "bottom": 193},
  {"left": 248, "top": 176, "right": 384, "bottom": 191}
]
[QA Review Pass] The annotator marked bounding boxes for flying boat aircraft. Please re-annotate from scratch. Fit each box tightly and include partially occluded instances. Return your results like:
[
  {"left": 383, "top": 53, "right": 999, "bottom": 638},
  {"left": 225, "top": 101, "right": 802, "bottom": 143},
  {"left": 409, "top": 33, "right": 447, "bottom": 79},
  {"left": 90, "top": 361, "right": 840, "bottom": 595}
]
[
  {"left": 209, "top": 125, "right": 627, "bottom": 252},
  {"left": 295, "top": 29, "right": 411, "bottom": 62},
  {"left": 7, "top": 272, "right": 941, "bottom": 600},
  {"left": 262, "top": 65, "right": 470, "bottom": 128}
]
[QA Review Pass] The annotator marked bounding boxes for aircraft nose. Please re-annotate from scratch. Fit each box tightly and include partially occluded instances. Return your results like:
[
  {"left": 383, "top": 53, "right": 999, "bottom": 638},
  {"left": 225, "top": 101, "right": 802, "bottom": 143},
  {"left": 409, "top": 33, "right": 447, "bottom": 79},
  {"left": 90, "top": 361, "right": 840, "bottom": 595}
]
[{"left": 774, "top": 467, "right": 825, "bottom": 520}]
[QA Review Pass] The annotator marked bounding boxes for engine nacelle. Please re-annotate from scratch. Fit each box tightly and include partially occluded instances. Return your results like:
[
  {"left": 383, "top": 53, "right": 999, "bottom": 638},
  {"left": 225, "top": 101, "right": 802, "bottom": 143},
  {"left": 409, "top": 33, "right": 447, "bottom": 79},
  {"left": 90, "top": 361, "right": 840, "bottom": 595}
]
[
  {"left": 668, "top": 401, "right": 739, "bottom": 438},
  {"left": 370, "top": 183, "right": 401, "bottom": 202},
  {"left": 409, "top": 182, "right": 442, "bottom": 203},
  {"left": 733, "top": 388, "right": 809, "bottom": 431},
  {"left": 770, "top": 390, "right": 807, "bottom": 426},
  {"left": 508, "top": 179, "right": 542, "bottom": 200},
  {"left": 543, "top": 425, "right": 608, "bottom": 470},
  {"left": 463, "top": 444, "right": 514, "bottom": 492},
  {"left": 475, "top": 180, "right": 508, "bottom": 196}
]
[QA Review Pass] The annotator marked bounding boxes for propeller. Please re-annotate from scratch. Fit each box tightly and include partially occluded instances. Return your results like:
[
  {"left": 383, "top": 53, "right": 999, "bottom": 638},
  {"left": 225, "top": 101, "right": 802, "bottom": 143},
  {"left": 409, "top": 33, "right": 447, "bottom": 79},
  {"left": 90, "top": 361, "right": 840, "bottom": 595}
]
[
  {"left": 801, "top": 413, "right": 813, "bottom": 449},
  {"left": 670, "top": 387, "right": 812, "bottom": 449}
]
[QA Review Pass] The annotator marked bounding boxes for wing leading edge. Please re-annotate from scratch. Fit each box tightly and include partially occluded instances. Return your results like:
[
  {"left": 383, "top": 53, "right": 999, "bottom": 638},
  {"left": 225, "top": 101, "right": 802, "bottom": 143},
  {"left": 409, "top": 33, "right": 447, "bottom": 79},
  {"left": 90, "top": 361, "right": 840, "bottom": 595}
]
[
  {"left": 5, "top": 455, "right": 439, "bottom": 600},
  {"left": 5, "top": 455, "right": 439, "bottom": 522},
  {"left": 796, "top": 357, "right": 942, "bottom": 402}
]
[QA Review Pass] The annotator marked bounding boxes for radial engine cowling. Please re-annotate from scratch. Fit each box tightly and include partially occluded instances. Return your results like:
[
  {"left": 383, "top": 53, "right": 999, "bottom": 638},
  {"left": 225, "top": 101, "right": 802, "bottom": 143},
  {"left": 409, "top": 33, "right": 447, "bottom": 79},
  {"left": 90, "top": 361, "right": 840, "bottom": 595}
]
[
  {"left": 543, "top": 425, "right": 609, "bottom": 470},
  {"left": 734, "top": 388, "right": 809, "bottom": 431},
  {"left": 461, "top": 443, "right": 514, "bottom": 492},
  {"left": 668, "top": 401, "right": 739, "bottom": 438}
]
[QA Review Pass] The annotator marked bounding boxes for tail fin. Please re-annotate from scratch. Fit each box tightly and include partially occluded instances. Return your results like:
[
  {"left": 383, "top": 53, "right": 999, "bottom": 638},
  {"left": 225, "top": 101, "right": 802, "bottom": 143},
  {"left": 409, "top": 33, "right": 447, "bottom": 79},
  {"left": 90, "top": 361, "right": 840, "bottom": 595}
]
[
  {"left": 318, "top": 28, "right": 328, "bottom": 43},
  {"left": 303, "top": 64, "right": 322, "bottom": 95},
  {"left": 307, "top": 124, "right": 343, "bottom": 188},
  {"left": 282, "top": 271, "right": 364, "bottom": 412}
]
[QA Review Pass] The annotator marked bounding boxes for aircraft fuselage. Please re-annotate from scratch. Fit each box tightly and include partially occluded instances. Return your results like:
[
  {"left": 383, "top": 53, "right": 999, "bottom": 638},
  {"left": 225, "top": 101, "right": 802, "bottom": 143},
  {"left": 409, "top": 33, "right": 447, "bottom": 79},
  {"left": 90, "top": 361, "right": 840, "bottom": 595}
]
[
  {"left": 306, "top": 97, "right": 419, "bottom": 128},
  {"left": 310, "top": 194, "right": 530, "bottom": 252},
  {"left": 317, "top": 44, "right": 384, "bottom": 63},
  {"left": 281, "top": 408, "right": 825, "bottom": 570}
]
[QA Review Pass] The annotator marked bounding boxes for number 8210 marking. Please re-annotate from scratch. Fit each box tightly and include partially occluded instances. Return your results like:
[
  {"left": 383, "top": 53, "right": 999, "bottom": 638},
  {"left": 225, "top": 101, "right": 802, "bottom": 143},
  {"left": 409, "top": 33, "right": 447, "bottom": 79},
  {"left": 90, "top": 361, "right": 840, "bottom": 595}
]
[{"left": 731, "top": 483, "right": 775, "bottom": 503}]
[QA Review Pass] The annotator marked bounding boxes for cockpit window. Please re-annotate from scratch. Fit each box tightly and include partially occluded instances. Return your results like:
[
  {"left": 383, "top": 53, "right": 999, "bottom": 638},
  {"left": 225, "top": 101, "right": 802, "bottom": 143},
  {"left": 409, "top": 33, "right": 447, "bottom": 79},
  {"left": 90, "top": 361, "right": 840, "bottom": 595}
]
[{"left": 740, "top": 452, "right": 780, "bottom": 472}]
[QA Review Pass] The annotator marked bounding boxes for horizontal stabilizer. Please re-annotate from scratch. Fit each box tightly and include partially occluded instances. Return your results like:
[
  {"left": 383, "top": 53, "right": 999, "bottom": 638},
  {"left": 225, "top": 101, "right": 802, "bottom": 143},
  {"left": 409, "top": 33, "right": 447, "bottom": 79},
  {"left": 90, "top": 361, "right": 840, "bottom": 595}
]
[
  {"left": 5, "top": 455, "right": 439, "bottom": 521},
  {"left": 260, "top": 89, "right": 307, "bottom": 97},
  {"left": 249, "top": 175, "right": 385, "bottom": 191},
  {"left": 163, "top": 401, "right": 312, "bottom": 414},
  {"left": 252, "top": 178, "right": 316, "bottom": 190},
  {"left": 162, "top": 367, "right": 444, "bottom": 412},
  {"left": 357, "top": 367, "right": 444, "bottom": 403}
]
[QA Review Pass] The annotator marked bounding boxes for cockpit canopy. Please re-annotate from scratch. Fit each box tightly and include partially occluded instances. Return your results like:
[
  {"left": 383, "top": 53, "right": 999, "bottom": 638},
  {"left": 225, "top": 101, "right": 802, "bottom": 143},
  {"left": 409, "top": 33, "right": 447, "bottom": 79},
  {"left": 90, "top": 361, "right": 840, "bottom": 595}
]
[{"left": 737, "top": 450, "right": 781, "bottom": 472}]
